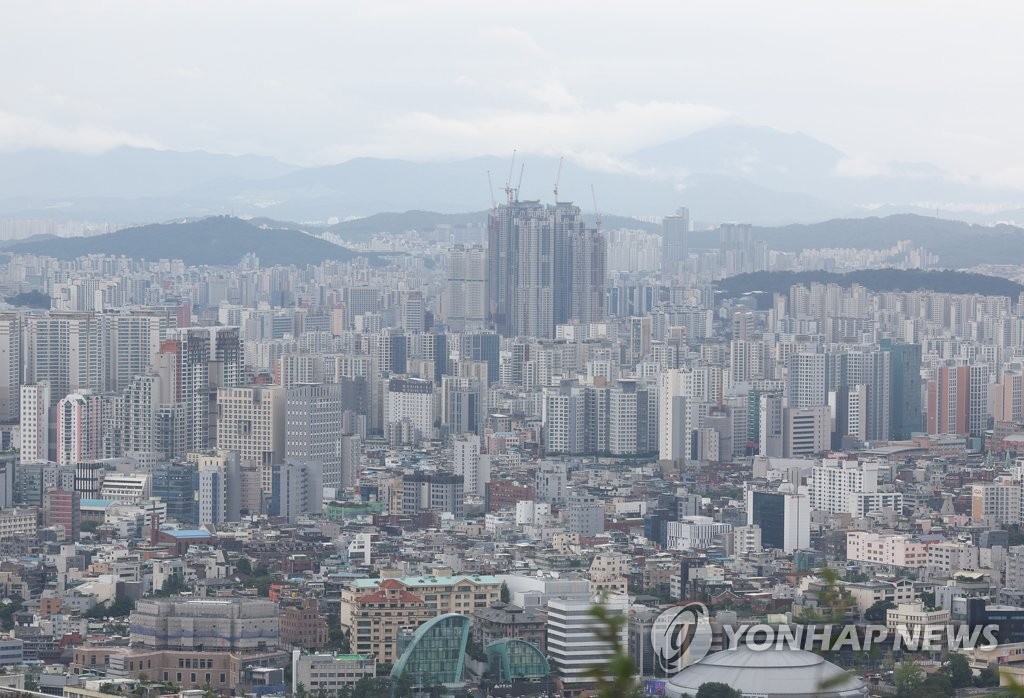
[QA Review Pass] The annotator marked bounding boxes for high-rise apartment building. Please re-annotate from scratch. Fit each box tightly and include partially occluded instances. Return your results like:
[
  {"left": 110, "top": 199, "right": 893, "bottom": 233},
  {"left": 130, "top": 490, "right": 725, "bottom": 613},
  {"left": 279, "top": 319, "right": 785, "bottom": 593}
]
[
  {"left": 453, "top": 434, "right": 489, "bottom": 497},
  {"left": 787, "top": 352, "right": 828, "bottom": 410},
  {"left": 109, "top": 308, "right": 176, "bottom": 392},
  {"left": 23, "top": 312, "right": 108, "bottom": 399},
  {"left": 661, "top": 207, "right": 690, "bottom": 276},
  {"left": 487, "top": 200, "right": 605, "bottom": 338},
  {"left": 445, "top": 244, "right": 487, "bottom": 332},
  {"left": 926, "top": 363, "right": 989, "bottom": 437},
  {"left": 160, "top": 327, "right": 244, "bottom": 452},
  {"left": 19, "top": 382, "right": 50, "bottom": 463},
  {"left": 122, "top": 374, "right": 161, "bottom": 460},
  {"left": 0, "top": 314, "right": 20, "bottom": 422},
  {"left": 56, "top": 392, "right": 103, "bottom": 465}
]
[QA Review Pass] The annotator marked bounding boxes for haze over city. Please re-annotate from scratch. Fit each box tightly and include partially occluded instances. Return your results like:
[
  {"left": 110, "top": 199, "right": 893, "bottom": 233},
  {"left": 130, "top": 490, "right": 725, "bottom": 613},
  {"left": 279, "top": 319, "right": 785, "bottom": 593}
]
[
  {"left": 1, "top": 4, "right": 1024, "bottom": 698},
  {"left": 2, "top": 1, "right": 1023, "bottom": 181}
]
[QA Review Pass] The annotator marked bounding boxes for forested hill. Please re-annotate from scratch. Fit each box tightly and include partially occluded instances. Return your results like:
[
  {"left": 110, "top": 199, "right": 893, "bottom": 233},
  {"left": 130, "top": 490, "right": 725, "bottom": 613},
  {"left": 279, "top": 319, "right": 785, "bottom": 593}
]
[
  {"left": 717, "top": 269, "right": 1023, "bottom": 308},
  {"left": 6, "top": 216, "right": 365, "bottom": 267}
]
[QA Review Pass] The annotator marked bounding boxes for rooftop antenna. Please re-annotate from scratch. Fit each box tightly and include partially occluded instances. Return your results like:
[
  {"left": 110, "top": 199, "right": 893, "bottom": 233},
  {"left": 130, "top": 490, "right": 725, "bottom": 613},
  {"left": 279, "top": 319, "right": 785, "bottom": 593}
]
[
  {"left": 591, "top": 183, "right": 602, "bottom": 231},
  {"left": 486, "top": 170, "right": 497, "bottom": 210},
  {"left": 553, "top": 156, "right": 564, "bottom": 202},
  {"left": 504, "top": 149, "right": 518, "bottom": 204},
  {"left": 516, "top": 163, "right": 525, "bottom": 202}
]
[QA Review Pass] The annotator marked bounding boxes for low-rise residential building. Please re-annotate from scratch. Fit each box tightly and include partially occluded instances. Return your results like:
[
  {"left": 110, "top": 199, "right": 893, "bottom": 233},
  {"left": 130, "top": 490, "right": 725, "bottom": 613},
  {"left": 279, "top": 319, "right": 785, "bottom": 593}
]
[{"left": 339, "top": 572, "right": 501, "bottom": 663}]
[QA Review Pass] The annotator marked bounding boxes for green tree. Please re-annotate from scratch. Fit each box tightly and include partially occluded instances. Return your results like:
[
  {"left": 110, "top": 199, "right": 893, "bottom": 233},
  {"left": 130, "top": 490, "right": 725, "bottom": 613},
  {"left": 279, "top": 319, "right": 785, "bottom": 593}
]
[
  {"left": 500, "top": 582, "right": 510, "bottom": 603},
  {"left": 393, "top": 672, "right": 413, "bottom": 698},
  {"left": 975, "top": 664, "right": 1001, "bottom": 687},
  {"left": 235, "top": 557, "right": 252, "bottom": 575},
  {"left": 940, "top": 653, "right": 973, "bottom": 688},
  {"left": 0, "top": 597, "right": 24, "bottom": 630},
  {"left": 351, "top": 677, "right": 392, "bottom": 698},
  {"left": 152, "top": 572, "right": 188, "bottom": 597},
  {"left": 910, "top": 673, "right": 953, "bottom": 698},
  {"left": 84, "top": 596, "right": 134, "bottom": 619},
  {"left": 864, "top": 599, "right": 895, "bottom": 622},
  {"left": 919, "top": 590, "right": 936, "bottom": 609},
  {"left": 696, "top": 682, "right": 743, "bottom": 698},
  {"left": 894, "top": 658, "right": 924, "bottom": 698}
]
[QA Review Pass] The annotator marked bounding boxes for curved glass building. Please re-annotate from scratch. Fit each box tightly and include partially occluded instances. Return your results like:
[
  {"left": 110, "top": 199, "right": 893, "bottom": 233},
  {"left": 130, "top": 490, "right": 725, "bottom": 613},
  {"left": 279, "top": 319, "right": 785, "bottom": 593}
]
[
  {"left": 485, "top": 638, "right": 550, "bottom": 682},
  {"left": 389, "top": 613, "right": 470, "bottom": 695}
]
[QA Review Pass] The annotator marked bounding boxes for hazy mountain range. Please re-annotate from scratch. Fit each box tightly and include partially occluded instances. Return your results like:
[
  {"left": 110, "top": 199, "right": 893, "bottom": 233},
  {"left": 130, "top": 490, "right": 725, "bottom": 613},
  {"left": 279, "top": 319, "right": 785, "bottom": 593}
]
[
  {"left": 6, "top": 211, "right": 1024, "bottom": 270},
  {"left": 3, "top": 124, "right": 1024, "bottom": 226}
]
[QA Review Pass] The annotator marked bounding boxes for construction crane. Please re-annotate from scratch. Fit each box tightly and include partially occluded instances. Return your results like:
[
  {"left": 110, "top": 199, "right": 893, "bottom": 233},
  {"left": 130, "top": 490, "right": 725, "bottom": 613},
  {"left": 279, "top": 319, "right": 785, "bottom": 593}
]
[
  {"left": 591, "top": 184, "right": 602, "bottom": 230},
  {"left": 504, "top": 149, "right": 517, "bottom": 204},
  {"left": 516, "top": 164, "right": 525, "bottom": 202},
  {"left": 553, "top": 156, "right": 564, "bottom": 202}
]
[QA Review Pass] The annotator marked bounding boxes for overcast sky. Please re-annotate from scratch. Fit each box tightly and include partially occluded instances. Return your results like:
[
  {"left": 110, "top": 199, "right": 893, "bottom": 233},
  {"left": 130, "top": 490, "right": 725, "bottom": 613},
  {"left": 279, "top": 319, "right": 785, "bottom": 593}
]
[{"left": 2, "top": 1, "right": 1022, "bottom": 185}]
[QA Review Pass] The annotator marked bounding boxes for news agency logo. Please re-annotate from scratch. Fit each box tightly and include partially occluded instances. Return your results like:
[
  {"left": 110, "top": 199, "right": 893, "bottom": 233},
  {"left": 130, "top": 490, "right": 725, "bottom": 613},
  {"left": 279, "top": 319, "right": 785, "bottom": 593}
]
[
  {"left": 651, "top": 604, "right": 1002, "bottom": 677},
  {"left": 651, "top": 602, "right": 713, "bottom": 674}
]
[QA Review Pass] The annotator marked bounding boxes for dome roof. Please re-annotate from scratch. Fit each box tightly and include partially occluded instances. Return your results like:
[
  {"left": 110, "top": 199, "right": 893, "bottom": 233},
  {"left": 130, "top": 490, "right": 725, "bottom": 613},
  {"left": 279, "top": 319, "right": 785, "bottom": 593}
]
[{"left": 665, "top": 646, "right": 867, "bottom": 698}]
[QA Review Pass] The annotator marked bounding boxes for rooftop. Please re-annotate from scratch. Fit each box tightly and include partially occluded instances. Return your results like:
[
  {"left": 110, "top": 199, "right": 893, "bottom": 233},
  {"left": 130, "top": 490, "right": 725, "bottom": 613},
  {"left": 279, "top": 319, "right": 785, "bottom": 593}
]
[
  {"left": 352, "top": 574, "right": 500, "bottom": 589},
  {"left": 161, "top": 529, "right": 213, "bottom": 539}
]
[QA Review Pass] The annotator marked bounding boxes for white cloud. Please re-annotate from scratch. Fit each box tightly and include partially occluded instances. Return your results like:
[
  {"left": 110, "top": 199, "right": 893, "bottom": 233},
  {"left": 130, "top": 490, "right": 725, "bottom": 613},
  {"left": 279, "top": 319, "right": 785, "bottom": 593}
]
[
  {"left": 318, "top": 100, "right": 730, "bottom": 163},
  {"left": 834, "top": 158, "right": 893, "bottom": 179},
  {"left": 0, "top": 109, "right": 159, "bottom": 154}
]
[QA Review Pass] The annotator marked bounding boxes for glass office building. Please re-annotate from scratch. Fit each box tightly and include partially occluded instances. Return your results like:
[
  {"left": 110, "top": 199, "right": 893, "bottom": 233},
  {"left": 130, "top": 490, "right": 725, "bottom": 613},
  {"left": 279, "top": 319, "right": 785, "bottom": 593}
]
[
  {"left": 485, "top": 639, "right": 549, "bottom": 682},
  {"left": 389, "top": 613, "right": 470, "bottom": 695}
]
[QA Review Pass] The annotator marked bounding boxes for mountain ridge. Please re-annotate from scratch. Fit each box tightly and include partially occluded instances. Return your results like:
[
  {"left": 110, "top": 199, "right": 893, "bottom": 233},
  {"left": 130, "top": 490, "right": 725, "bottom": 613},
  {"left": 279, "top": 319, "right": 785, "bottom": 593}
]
[
  {"left": 3, "top": 216, "right": 366, "bottom": 267},
  {"left": 2, "top": 124, "right": 1022, "bottom": 225}
]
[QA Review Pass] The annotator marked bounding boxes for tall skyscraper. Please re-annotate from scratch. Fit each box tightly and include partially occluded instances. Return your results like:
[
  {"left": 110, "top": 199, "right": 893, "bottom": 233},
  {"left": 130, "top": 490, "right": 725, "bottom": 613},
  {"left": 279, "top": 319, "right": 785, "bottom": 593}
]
[
  {"left": 444, "top": 244, "right": 487, "bottom": 332},
  {"left": 661, "top": 207, "right": 690, "bottom": 276},
  {"left": 882, "top": 339, "right": 924, "bottom": 439},
  {"left": 160, "top": 327, "right": 243, "bottom": 452},
  {"left": 568, "top": 223, "right": 607, "bottom": 327},
  {"left": 487, "top": 199, "right": 605, "bottom": 338},
  {"left": 286, "top": 383, "right": 345, "bottom": 490}
]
